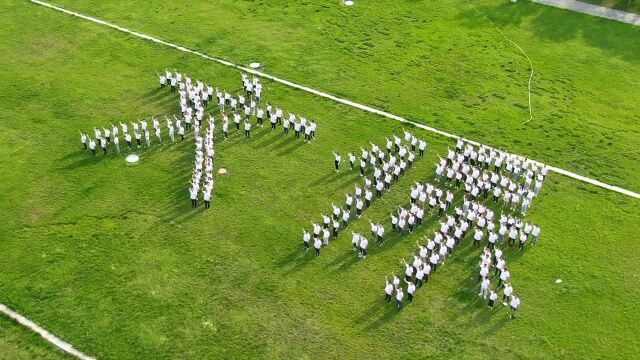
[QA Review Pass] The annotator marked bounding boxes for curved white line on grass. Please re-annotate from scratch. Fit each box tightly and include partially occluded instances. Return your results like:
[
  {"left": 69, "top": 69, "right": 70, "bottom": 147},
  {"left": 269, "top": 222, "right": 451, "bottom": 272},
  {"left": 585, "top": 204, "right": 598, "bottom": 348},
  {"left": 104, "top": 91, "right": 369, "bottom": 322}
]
[
  {"left": 27, "top": 0, "right": 640, "bottom": 199},
  {"left": 0, "top": 304, "right": 95, "bottom": 360},
  {"left": 463, "top": 0, "right": 534, "bottom": 124}
]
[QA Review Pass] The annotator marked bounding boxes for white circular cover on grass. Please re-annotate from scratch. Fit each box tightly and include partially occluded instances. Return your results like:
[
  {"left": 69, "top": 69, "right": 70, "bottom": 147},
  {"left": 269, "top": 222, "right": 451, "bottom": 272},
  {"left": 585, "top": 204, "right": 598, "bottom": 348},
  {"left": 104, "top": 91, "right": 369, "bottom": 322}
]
[
  {"left": 555, "top": 279, "right": 562, "bottom": 284},
  {"left": 218, "top": 167, "right": 228, "bottom": 174},
  {"left": 249, "top": 62, "right": 261, "bottom": 69},
  {"left": 126, "top": 154, "right": 140, "bottom": 163},
  {"left": 344, "top": 0, "right": 354, "bottom": 5}
]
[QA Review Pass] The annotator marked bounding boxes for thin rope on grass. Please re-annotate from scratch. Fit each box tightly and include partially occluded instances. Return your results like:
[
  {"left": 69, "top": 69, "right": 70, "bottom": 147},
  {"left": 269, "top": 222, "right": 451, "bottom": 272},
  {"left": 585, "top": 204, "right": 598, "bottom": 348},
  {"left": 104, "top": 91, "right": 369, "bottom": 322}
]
[{"left": 464, "top": 0, "right": 534, "bottom": 124}]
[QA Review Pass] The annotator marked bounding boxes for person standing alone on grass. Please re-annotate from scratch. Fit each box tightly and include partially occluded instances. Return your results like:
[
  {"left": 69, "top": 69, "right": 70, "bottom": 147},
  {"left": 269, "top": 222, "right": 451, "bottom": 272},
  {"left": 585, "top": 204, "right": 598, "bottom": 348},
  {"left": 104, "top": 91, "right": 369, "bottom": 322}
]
[{"left": 333, "top": 151, "right": 342, "bottom": 172}]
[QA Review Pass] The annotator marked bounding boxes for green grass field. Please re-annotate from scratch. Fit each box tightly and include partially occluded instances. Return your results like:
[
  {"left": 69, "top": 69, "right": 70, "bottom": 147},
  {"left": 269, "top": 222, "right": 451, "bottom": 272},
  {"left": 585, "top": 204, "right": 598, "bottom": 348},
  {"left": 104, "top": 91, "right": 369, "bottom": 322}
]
[{"left": 1, "top": 0, "right": 639, "bottom": 359}]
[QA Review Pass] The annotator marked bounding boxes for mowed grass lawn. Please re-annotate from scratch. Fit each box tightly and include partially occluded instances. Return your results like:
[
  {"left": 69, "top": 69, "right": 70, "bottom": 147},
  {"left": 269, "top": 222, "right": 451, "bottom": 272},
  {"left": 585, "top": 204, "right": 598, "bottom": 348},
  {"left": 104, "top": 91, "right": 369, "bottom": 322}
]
[
  {"left": 49, "top": 0, "right": 640, "bottom": 192},
  {"left": 0, "top": 1, "right": 639, "bottom": 359}
]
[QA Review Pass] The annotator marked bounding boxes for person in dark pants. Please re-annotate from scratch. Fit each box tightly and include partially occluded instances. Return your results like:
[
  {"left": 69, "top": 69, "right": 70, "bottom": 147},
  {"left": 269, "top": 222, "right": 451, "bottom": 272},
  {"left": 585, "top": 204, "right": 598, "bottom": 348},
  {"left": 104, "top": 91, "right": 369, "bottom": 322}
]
[
  {"left": 80, "top": 132, "right": 87, "bottom": 150},
  {"left": 100, "top": 137, "right": 107, "bottom": 155},
  {"left": 88, "top": 137, "right": 96, "bottom": 156},
  {"left": 395, "top": 287, "right": 404, "bottom": 309},
  {"left": 190, "top": 188, "right": 198, "bottom": 208},
  {"left": 333, "top": 152, "right": 342, "bottom": 172},
  {"left": 488, "top": 289, "right": 497, "bottom": 309},
  {"left": 244, "top": 121, "right": 251, "bottom": 139},
  {"left": 405, "top": 279, "right": 416, "bottom": 303},
  {"left": 203, "top": 190, "right": 211, "bottom": 209},
  {"left": 314, "top": 237, "right": 322, "bottom": 256},
  {"left": 384, "top": 278, "right": 393, "bottom": 303}
]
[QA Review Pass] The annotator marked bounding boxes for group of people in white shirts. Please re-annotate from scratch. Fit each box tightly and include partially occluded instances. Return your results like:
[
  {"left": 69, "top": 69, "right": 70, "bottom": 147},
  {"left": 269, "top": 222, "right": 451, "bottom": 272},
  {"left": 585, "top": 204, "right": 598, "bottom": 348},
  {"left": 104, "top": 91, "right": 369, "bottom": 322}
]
[
  {"left": 389, "top": 182, "right": 452, "bottom": 236},
  {"left": 384, "top": 173, "right": 541, "bottom": 314},
  {"left": 478, "top": 246, "right": 521, "bottom": 318},
  {"left": 305, "top": 132, "right": 427, "bottom": 256},
  {"left": 188, "top": 117, "right": 216, "bottom": 209},
  {"left": 333, "top": 130, "right": 428, "bottom": 178},
  {"left": 384, "top": 193, "right": 536, "bottom": 315},
  {"left": 162, "top": 69, "right": 319, "bottom": 144},
  {"left": 435, "top": 139, "right": 547, "bottom": 215},
  {"left": 80, "top": 116, "right": 173, "bottom": 156}
]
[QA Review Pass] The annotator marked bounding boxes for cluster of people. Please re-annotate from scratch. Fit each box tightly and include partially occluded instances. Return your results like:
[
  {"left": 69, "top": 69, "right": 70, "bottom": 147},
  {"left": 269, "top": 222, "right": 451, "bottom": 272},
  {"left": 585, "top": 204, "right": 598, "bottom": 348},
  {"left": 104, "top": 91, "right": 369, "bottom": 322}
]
[
  {"left": 383, "top": 188, "right": 540, "bottom": 313},
  {"left": 435, "top": 139, "right": 547, "bottom": 215},
  {"left": 80, "top": 116, "right": 173, "bottom": 156},
  {"left": 162, "top": 69, "right": 319, "bottom": 143},
  {"left": 389, "top": 182, "right": 452, "bottom": 235},
  {"left": 478, "top": 247, "right": 521, "bottom": 318},
  {"left": 188, "top": 117, "right": 216, "bottom": 209},
  {"left": 306, "top": 132, "right": 428, "bottom": 256},
  {"left": 333, "top": 130, "right": 427, "bottom": 177}
]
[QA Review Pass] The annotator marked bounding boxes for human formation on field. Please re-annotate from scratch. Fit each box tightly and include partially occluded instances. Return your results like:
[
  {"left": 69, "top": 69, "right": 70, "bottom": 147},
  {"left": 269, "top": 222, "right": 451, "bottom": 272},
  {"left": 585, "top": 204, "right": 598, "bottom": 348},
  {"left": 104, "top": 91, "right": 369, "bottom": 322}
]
[
  {"left": 78, "top": 69, "right": 322, "bottom": 209},
  {"left": 305, "top": 130, "right": 427, "bottom": 257},
  {"left": 383, "top": 141, "right": 544, "bottom": 316}
]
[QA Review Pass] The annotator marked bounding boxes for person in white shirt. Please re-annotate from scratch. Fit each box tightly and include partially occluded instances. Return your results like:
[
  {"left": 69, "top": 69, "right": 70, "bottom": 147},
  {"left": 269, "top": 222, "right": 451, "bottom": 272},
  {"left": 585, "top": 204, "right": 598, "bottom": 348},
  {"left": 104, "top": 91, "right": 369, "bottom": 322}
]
[
  {"left": 499, "top": 268, "right": 510, "bottom": 288},
  {"left": 203, "top": 189, "right": 211, "bottom": 209},
  {"left": 303, "top": 230, "right": 310, "bottom": 252},
  {"left": 531, "top": 224, "right": 541, "bottom": 245},
  {"left": 348, "top": 152, "right": 356, "bottom": 170},
  {"left": 351, "top": 232, "right": 360, "bottom": 251},
  {"left": 405, "top": 279, "right": 416, "bottom": 303},
  {"left": 314, "top": 237, "right": 322, "bottom": 256},
  {"left": 190, "top": 187, "right": 198, "bottom": 208},
  {"left": 244, "top": 120, "right": 251, "bottom": 139},
  {"left": 509, "top": 294, "right": 520, "bottom": 319},
  {"left": 158, "top": 73, "right": 166, "bottom": 88},
  {"left": 479, "top": 277, "right": 490, "bottom": 298},
  {"left": 384, "top": 277, "right": 394, "bottom": 303},
  {"left": 359, "top": 236, "right": 368, "bottom": 258},
  {"left": 333, "top": 152, "right": 342, "bottom": 172},
  {"left": 88, "top": 137, "right": 96, "bottom": 156},
  {"left": 376, "top": 224, "right": 385, "bottom": 246},
  {"left": 488, "top": 289, "right": 498, "bottom": 309},
  {"left": 113, "top": 135, "right": 120, "bottom": 153},
  {"left": 80, "top": 132, "right": 87, "bottom": 150},
  {"left": 395, "top": 287, "right": 404, "bottom": 309}
]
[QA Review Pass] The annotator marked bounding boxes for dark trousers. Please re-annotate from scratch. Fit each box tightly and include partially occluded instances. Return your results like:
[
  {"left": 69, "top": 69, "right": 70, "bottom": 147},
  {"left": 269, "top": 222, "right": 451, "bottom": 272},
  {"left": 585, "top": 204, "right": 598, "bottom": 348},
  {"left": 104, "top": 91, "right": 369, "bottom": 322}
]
[
  {"left": 419, "top": 149, "right": 424, "bottom": 157},
  {"left": 83, "top": 143, "right": 87, "bottom": 150},
  {"left": 315, "top": 248, "right": 320, "bottom": 256},
  {"left": 204, "top": 200, "right": 210, "bottom": 209},
  {"left": 245, "top": 130, "right": 250, "bottom": 138},
  {"left": 191, "top": 199, "right": 197, "bottom": 208},
  {"left": 408, "top": 293, "right": 413, "bottom": 303},
  {"left": 235, "top": 122, "right": 240, "bottom": 130},
  {"left": 385, "top": 293, "right": 391, "bottom": 303}
]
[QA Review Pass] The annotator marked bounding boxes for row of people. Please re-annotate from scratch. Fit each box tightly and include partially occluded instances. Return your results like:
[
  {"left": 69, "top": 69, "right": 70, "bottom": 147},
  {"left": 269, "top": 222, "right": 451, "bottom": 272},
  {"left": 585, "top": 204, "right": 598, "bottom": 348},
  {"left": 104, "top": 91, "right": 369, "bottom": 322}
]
[
  {"left": 188, "top": 117, "right": 215, "bottom": 209},
  {"left": 478, "top": 247, "right": 521, "bottom": 318},
  {"left": 80, "top": 116, "right": 182, "bottom": 156}
]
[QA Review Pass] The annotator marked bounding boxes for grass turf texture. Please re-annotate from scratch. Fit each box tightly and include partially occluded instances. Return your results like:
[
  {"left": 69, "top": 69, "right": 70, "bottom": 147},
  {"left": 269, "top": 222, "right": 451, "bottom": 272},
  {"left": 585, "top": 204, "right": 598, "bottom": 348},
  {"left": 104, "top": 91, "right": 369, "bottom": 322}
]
[
  {"left": 0, "top": 0, "right": 639, "bottom": 359},
  {"left": 47, "top": 0, "right": 640, "bottom": 192}
]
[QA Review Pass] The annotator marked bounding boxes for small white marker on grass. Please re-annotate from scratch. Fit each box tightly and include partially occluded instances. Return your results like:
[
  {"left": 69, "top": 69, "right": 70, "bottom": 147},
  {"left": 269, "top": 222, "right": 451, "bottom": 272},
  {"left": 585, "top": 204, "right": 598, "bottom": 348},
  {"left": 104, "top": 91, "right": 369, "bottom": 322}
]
[
  {"left": 555, "top": 279, "right": 562, "bottom": 284},
  {"left": 125, "top": 154, "right": 140, "bottom": 163},
  {"left": 344, "top": 0, "right": 354, "bottom": 5}
]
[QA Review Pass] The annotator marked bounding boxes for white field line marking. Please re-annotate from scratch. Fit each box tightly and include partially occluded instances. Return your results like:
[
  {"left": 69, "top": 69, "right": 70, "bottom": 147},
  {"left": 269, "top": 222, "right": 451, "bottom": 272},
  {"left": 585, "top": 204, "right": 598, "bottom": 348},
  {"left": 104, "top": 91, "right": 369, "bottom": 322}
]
[
  {"left": 0, "top": 304, "right": 95, "bottom": 360},
  {"left": 27, "top": 0, "right": 640, "bottom": 199}
]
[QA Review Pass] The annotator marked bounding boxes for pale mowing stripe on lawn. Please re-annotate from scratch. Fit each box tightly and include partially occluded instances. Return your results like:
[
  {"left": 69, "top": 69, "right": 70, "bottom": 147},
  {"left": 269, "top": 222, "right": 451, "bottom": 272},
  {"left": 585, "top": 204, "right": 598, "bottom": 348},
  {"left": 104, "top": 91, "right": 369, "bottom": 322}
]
[{"left": 26, "top": 0, "right": 640, "bottom": 200}]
